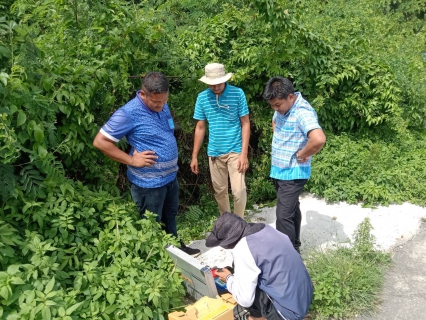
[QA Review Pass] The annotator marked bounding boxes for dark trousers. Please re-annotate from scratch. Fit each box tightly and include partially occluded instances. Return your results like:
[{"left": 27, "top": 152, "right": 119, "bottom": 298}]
[
  {"left": 130, "top": 177, "right": 179, "bottom": 238},
  {"left": 274, "top": 179, "right": 307, "bottom": 252},
  {"left": 248, "top": 287, "right": 297, "bottom": 320}
]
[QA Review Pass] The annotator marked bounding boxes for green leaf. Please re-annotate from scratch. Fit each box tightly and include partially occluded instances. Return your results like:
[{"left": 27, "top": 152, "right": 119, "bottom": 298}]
[
  {"left": 0, "top": 46, "right": 10, "bottom": 58},
  {"left": 38, "top": 145, "right": 48, "bottom": 156},
  {"left": 7, "top": 265, "right": 21, "bottom": 275},
  {"left": 10, "top": 277, "right": 25, "bottom": 285},
  {"left": 104, "top": 304, "right": 117, "bottom": 314},
  {"left": 17, "top": 111, "right": 26, "bottom": 126},
  {"left": 26, "top": 290, "right": 35, "bottom": 304},
  {"left": 44, "top": 277, "right": 55, "bottom": 294},
  {"left": 45, "top": 300, "right": 57, "bottom": 306},
  {"left": 106, "top": 292, "right": 116, "bottom": 304},
  {"left": 152, "top": 295, "right": 159, "bottom": 307},
  {"left": 66, "top": 301, "right": 83, "bottom": 315},
  {"left": 34, "top": 129, "right": 44, "bottom": 143},
  {"left": 42, "top": 306, "right": 51, "bottom": 320},
  {"left": 58, "top": 307, "right": 66, "bottom": 317},
  {"left": 0, "top": 286, "right": 9, "bottom": 300},
  {"left": 144, "top": 307, "right": 153, "bottom": 318},
  {"left": 27, "top": 120, "right": 36, "bottom": 134},
  {"left": 0, "top": 72, "right": 8, "bottom": 87}
]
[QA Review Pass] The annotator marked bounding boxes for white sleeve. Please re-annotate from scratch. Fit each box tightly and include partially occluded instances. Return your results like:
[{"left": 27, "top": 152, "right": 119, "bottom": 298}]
[{"left": 226, "top": 238, "right": 260, "bottom": 308}]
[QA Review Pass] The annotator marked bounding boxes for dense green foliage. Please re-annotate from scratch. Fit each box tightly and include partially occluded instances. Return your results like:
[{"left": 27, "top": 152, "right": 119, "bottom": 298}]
[
  {"left": 308, "top": 132, "right": 426, "bottom": 206},
  {"left": 1, "top": 0, "right": 425, "bottom": 318},
  {"left": 0, "top": 179, "right": 183, "bottom": 319},
  {"left": 305, "top": 218, "right": 391, "bottom": 318}
]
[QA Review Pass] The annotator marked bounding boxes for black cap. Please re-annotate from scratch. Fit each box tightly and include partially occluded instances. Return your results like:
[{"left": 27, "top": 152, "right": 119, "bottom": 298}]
[{"left": 205, "top": 212, "right": 247, "bottom": 249}]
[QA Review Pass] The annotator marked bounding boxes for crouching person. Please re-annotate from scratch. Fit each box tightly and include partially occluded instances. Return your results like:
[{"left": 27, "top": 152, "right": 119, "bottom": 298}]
[{"left": 206, "top": 212, "right": 313, "bottom": 320}]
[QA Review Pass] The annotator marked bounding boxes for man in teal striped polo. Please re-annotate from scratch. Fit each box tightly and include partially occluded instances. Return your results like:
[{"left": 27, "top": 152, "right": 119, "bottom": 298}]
[{"left": 190, "top": 63, "right": 250, "bottom": 218}]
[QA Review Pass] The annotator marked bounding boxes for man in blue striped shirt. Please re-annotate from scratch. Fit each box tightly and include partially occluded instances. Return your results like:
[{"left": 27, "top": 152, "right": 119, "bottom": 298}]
[
  {"left": 262, "top": 77, "right": 326, "bottom": 253},
  {"left": 191, "top": 63, "right": 250, "bottom": 218},
  {"left": 93, "top": 72, "right": 200, "bottom": 256}
]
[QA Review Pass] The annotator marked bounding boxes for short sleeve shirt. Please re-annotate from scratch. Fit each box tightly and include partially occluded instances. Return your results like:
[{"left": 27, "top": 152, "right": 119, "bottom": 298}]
[
  {"left": 100, "top": 91, "right": 178, "bottom": 188},
  {"left": 270, "top": 92, "right": 321, "bottom": 180},
  {"left": 193, "top": 84, "right": 249, "bottom": 156}
]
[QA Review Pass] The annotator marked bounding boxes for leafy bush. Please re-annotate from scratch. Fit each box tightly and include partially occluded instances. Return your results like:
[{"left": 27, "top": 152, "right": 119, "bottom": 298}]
[
  {"left": 0, "top": 180, "right": 185, "bottom": 319},
  {"left": 305, "top": 218, "right": 391, "bottom": 319},
  {"left": 307, "top": 132, "right": 426, "bottom": 206},
  {"left": 297, "top": 0, "right": 426, "bottom": 131}
]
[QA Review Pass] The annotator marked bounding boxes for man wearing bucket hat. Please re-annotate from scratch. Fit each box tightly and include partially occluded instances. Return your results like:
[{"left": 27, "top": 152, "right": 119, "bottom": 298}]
[
  {"left": 207, "top": 212, "right": 313, "bottom": 320},
  {"left": 190, "top": 63, "right": 250, "bottom": 218}
]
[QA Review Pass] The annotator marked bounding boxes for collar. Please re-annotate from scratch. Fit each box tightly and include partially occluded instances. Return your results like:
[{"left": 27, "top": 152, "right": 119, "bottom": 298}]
[
  {"left": 293, "top": 92, "right": 302, "bottom": 108},
  {"left": 280, "top": 92, "right": 302, "bottom": 117},
  {"left": 135, "top": 90, "right": 151, "bottom": 113}
]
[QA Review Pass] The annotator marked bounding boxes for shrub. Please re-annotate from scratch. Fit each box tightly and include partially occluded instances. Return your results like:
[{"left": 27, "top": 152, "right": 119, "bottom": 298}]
[
  {"left": 0, "top": 180, "right": 185, "bottom": 319},
  {"left": 307, "top": 132, "right": 426, "bottom": 206}
]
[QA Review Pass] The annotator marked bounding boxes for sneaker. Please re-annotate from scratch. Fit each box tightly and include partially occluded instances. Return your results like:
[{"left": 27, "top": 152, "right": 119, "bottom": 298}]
[{"left": 179, "top": 241, "right": 201, "bottom": 257}]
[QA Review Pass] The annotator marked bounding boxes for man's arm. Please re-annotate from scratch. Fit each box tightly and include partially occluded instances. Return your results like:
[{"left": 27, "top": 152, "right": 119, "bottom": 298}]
[
  {"left": 216, "top": 239, "right": 260, "bottom": 308},
  {"left": 237, "top": 115, "right": 250, "bottom": 173},
  {"left": 296, "top": 128, "right": 326, "bottom": 162},
  {"left": 93, "top": 132, "right": 157, "bottom": 167},
  {"left": 190, "top": 120, "right": 206, "bottom": 174}
]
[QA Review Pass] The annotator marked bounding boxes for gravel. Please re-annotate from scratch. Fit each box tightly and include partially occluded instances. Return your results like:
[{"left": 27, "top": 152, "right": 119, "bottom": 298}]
[{"left": 189, "top": 193, "right": 426, "bottom": 268}]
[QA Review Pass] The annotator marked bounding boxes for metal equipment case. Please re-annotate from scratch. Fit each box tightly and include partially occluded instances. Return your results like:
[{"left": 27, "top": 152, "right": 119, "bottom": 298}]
[{"left": 165, "top": 245, "right": 218, "bottom": 300}]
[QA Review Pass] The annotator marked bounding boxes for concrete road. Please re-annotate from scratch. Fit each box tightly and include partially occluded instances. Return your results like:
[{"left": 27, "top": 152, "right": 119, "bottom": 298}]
[{"left": 364, "top": 222, "right": 426, "bottom": 319}]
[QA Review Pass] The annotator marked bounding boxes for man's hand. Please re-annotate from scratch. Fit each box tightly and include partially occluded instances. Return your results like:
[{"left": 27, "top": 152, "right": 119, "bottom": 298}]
[
  {"left": 190, "top": 157, "right": 199, "bottom": 174},
  {"left": 131, "top": 150, "right": 158, "bottom": 167},
  {"left": 237, "top": 154, "right": 249, "bottom": 173},
  {"left": 216, "top": 268, "right": 231, "bottom": 282},
  {"left": 296, "top": 152, "right": 310, "bottom": 163}
]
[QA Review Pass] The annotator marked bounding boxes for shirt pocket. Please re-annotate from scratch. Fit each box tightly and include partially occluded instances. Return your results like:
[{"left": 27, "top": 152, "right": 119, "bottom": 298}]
[
  {"left": 166, "top": 116, "right": 175, "bottom": 130},
  {"left": 227, "top": 106, "right": 239, "bottom": 123}
]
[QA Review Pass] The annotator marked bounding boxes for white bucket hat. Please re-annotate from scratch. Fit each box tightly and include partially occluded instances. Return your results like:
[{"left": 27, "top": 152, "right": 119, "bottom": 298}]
[{"left": 199, "top": 63, "right": 233, "bottom": 85}]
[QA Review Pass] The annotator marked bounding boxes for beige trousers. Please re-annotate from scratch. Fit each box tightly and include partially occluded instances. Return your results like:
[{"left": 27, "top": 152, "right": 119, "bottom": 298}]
[{"left": 208, "top": 152, "right": 247, "bottom": 218}]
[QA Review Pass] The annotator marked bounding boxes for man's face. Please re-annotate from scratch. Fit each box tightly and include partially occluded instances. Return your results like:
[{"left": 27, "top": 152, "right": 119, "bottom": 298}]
[
  {"left": 140, "top": 91, "right": 169, "bottom": 112},
  {"left": 269, "top": 94, "right": 295, "bottom": 114},
  {"left": 209, "top": 83, "right": 226, "bottom": 96}
]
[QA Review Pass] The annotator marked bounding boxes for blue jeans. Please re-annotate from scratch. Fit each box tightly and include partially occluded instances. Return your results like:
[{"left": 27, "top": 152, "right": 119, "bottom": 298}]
[{"left": 130, "top": 177, "right": 179, "bottom": 238}]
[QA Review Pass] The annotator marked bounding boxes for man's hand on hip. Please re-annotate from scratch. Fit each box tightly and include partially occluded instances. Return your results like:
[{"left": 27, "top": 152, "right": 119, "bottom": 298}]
[
  {"left": 131, "top": 150, "right": 158, "bottom": 167},
  {"left": 237, "top": 154, "right": 249, "bottom": 173}
]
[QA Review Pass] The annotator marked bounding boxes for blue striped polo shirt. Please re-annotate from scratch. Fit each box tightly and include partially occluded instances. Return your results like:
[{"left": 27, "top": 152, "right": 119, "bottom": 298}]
[
  {"left": 100, "top": 91, "right": 178, "bottom": 188},
  {"left": 270, "top": 92, "right": 321, "bottom": 181},
  {"left": 193, "top": 84, "right": 249, "bottom": 156}
]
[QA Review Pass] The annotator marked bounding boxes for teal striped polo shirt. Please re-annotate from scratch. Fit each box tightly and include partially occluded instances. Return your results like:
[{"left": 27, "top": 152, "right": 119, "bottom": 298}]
[{"left": 193, "top": 84, "right": 249, "bottom": 156}]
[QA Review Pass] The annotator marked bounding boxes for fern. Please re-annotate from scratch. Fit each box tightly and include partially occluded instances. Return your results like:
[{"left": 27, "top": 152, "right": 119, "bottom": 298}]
[
  {"left": 44, "top": 121, "right": 59, "bottom": 147},
  {"left": 185, "top": 205, "right": 204, "bottom": 222},
  {"left": 19, "top": 164, "right": 44, "bottom": 195},
  {"left": 36, "top": 154, "right": 64, "bottom": 180}
]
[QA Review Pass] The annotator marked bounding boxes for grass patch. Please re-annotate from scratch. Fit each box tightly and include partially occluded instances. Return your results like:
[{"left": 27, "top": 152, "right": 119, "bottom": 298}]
[{"left": 304, "top": 218, "right": 391, "bottom": 319}]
